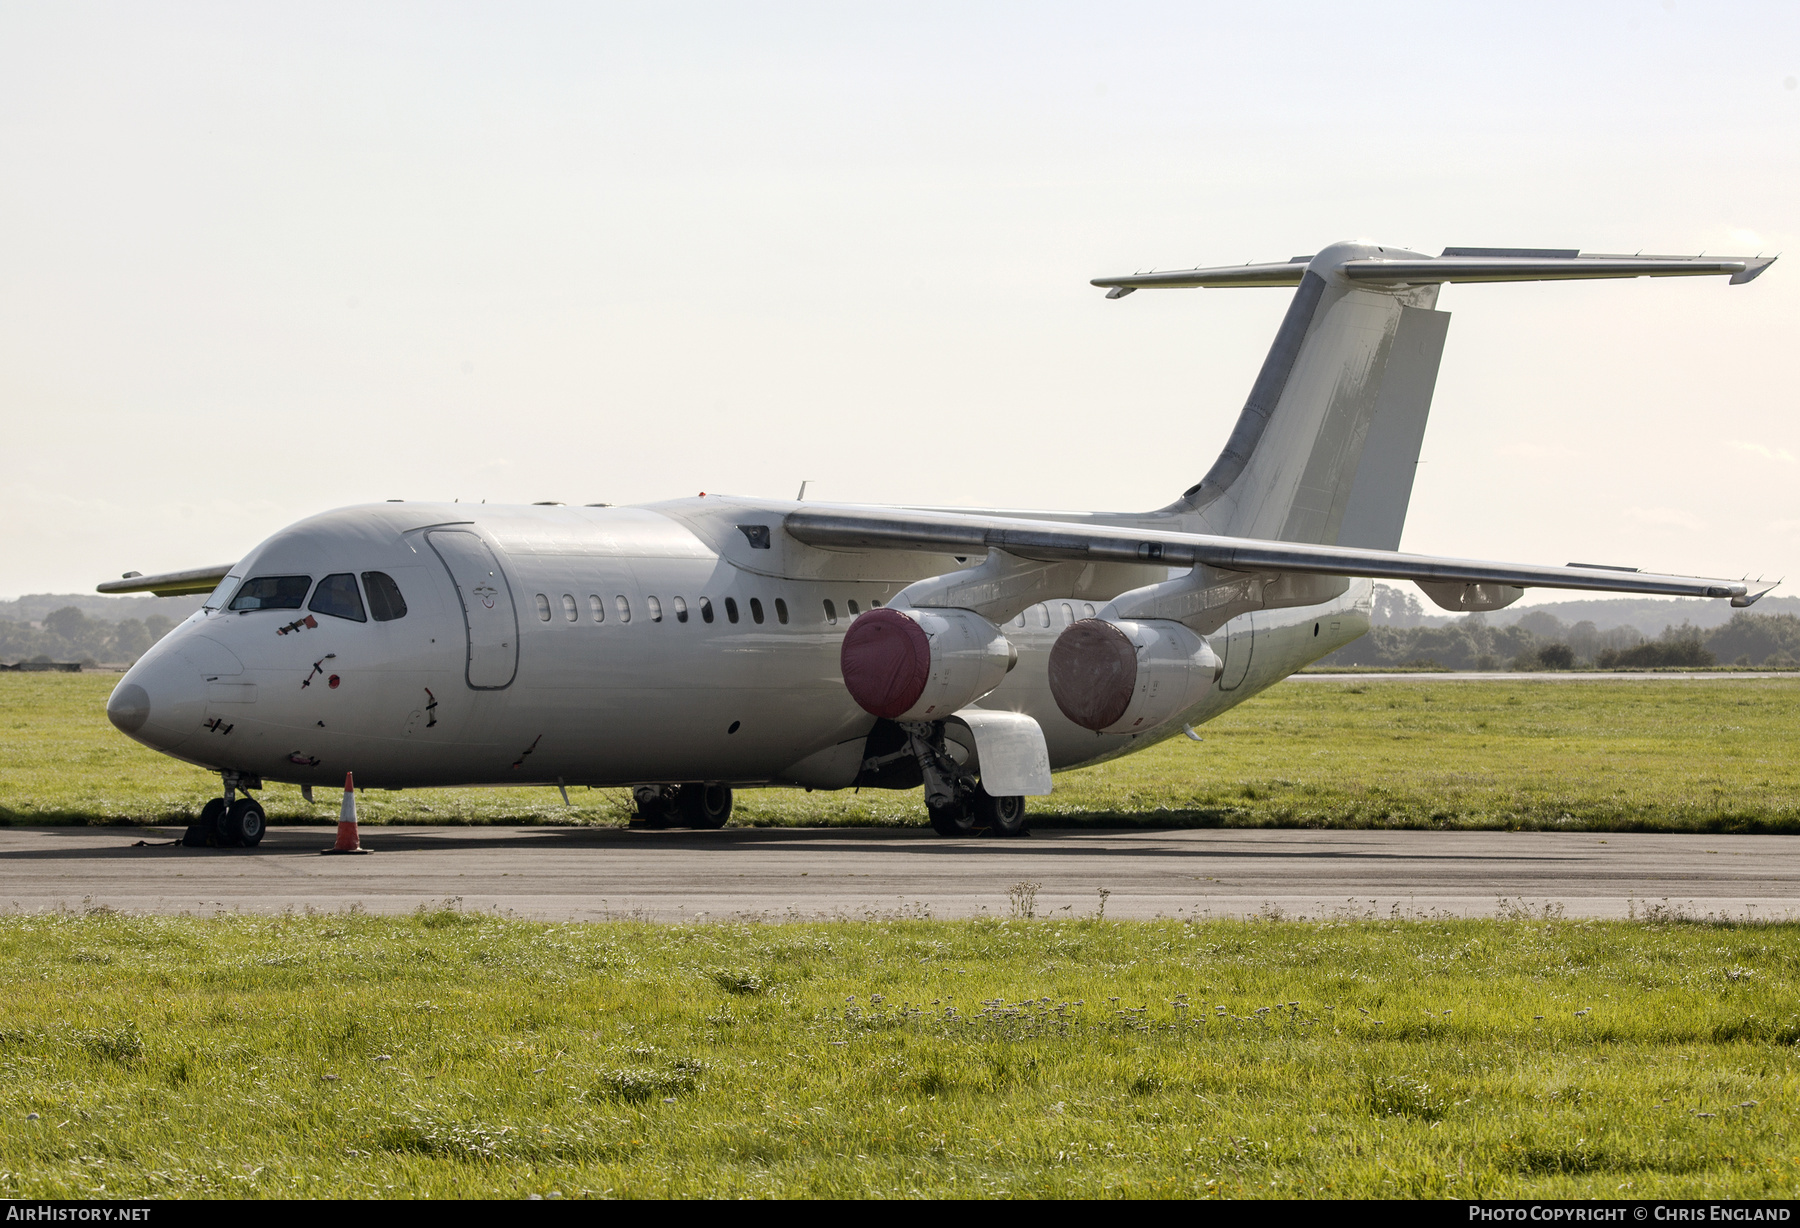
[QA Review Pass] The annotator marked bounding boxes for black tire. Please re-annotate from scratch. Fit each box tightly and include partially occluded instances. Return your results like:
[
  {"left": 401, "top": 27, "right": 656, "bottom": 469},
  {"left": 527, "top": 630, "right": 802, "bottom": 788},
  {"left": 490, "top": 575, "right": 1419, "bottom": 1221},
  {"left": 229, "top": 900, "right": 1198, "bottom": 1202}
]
[
  {"left": 223, "top": 797, "right": 266, "bottom": 847},
  {"left": 971, "top": 788, "right": 1028, "bottom": 837},
  {"left": 676, "top": 783, "right": 732, "bottom": 829},
  {"left": 185, "top": 798, "right": 227, "bottom": 847},
  {"left": 927, "top": 798, "right": 979, "bottom": 838},
  {"left": 635, "top": 792, "right": 674, "bottom": 829}
]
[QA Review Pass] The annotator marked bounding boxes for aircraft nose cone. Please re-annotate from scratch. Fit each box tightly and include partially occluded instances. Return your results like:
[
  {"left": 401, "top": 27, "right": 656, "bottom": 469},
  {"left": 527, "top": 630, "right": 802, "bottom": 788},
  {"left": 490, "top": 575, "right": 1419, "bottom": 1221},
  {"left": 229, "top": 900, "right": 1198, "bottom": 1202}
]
[
  {"left": 107, "top": 682, "right": 151, "bottom": 734},
  {"left": 109, "top": 637, "right": 213, "bottom": 751}
]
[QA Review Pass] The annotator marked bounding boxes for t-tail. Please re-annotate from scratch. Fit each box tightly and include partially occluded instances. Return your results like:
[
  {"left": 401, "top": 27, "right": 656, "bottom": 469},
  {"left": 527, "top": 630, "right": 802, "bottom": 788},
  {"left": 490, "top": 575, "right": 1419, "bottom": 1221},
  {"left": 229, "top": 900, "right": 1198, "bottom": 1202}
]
[{"left": 1094, "top": 241, "right": 1775, "bottom": 550}]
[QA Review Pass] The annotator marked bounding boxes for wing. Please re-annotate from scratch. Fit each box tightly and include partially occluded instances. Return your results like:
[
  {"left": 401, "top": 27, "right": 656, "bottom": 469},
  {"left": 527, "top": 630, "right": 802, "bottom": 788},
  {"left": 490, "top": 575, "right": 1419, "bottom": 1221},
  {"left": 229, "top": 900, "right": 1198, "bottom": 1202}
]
[
  {"left": 785, "top": 506, "right": 1770, "bottom": 607},
  {"left": 96, "top": 564, "right": 236, "bottom": 597}
]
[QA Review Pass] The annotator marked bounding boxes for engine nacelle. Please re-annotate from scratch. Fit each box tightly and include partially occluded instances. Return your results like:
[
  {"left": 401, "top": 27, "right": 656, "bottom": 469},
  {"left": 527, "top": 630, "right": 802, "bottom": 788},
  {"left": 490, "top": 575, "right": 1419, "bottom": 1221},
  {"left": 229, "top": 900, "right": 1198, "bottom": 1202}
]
[
  {"left": 840, "top": 606, "right": 1014, "bottom": 720},
  {"left": 1048, "top": 618, "right": 1220, "bottom": 734}
]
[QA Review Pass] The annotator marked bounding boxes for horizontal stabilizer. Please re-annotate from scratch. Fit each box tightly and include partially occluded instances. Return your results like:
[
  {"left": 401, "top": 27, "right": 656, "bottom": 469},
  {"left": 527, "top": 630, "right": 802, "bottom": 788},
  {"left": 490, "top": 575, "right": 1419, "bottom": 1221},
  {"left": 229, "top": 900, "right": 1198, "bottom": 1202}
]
[
  {"left": 785, "top": 505, "right": 1762, "bottom": 603},
  {"left": 1093, "top": 250, "right": 1776, "bottom": 294},
  {"left": 1093, "top": 260, "right": 1311, "bottom": 291},
  {"left": 97, "top": 564, "right": 235, "bottom": 597}
]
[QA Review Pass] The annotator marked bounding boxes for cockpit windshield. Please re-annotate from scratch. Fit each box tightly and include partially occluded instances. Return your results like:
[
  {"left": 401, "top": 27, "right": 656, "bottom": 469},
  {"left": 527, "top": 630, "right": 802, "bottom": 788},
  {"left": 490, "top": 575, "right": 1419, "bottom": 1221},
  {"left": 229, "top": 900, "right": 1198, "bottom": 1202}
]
[
  {"left": 308, "top": 573, "right": 366, "bottom": 622},
  {"left": 228, "top": 576, "right": 312, "bottom": 611},
  {"left": 203, "top": 575, "right": 242, "bottom": 611}
]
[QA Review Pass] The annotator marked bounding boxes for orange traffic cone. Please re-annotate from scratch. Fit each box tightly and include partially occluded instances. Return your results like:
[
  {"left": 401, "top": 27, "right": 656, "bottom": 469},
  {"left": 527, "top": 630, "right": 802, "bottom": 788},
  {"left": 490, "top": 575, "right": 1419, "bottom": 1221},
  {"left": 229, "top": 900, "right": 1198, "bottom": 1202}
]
[{"left": 321, "top": 772, "right": 371, "bottom": 855}]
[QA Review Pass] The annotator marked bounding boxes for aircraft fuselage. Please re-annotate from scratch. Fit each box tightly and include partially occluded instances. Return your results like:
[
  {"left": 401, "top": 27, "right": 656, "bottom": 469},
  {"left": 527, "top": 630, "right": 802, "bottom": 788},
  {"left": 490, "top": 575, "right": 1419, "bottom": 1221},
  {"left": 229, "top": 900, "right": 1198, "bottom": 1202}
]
[{"left": 108, "top": 496, "right": 1371, "bottom": 794}]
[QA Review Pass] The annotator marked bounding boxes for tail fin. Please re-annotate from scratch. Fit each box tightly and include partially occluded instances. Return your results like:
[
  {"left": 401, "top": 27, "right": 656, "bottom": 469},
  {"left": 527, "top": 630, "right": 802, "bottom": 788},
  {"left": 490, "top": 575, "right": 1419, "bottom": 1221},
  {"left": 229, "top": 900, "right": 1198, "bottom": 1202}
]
[
  {"left": 1096, "top": 239, "right": 1775, "bottom": 548},
  {"left": 1164, "top": 241, "right": 1449, "bottom": 547}
]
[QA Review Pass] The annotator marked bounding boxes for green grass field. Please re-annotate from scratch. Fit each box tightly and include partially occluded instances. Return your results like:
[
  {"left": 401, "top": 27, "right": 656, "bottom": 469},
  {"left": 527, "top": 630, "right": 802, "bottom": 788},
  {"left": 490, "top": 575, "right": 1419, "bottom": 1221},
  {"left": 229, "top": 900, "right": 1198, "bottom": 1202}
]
[
  {"left": 4, "top": 673, "right": 1797, "bottom": 833},
  {"left": 1, "top": 911, "right": 1797, "bottom": 1198}
]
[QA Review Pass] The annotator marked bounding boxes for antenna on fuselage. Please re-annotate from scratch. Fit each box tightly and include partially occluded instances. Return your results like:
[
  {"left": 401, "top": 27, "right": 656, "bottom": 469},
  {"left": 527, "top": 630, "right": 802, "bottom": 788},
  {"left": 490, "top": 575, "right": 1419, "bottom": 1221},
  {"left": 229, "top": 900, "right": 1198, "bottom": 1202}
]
[{"left": 796, "top": 480, "right": 812, "bottom": 501}]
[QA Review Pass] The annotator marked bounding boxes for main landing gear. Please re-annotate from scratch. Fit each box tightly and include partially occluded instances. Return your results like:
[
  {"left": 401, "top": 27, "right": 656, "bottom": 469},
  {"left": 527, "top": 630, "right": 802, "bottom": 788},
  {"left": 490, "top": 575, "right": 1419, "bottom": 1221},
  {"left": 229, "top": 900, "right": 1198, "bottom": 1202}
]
[
  {"left": 926, "top": 786, "right": 1028, "bottom": 838},
  {"left": 633, "top": 784, "right": 734, "bottom": 830},
  {"left": 183, "top": 772, "right": 267, "bottom": 848},
  {"left": 901, "top": 721, "right": 1028, "bottom": 839}
]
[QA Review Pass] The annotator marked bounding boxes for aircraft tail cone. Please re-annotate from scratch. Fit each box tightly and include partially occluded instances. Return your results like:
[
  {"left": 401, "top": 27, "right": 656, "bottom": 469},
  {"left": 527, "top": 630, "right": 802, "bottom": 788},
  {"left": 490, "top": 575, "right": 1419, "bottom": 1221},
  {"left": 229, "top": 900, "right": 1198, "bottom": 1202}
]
[{"left": 321, "top": 771, "right": 371, "bottom": 855}]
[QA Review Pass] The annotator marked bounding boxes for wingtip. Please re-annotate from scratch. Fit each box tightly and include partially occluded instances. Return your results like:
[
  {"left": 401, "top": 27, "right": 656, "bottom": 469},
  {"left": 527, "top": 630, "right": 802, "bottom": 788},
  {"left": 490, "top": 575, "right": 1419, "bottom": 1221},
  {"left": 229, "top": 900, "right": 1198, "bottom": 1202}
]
[
  {"left": 95, "top": 562, "right": 236, "bottom": 596},
  {"left": 1731, "top": 578, "right": 1781, "bottom": 608},
  {"left": 1730, "top": 256, "right": 1777, "bottom": 285}
]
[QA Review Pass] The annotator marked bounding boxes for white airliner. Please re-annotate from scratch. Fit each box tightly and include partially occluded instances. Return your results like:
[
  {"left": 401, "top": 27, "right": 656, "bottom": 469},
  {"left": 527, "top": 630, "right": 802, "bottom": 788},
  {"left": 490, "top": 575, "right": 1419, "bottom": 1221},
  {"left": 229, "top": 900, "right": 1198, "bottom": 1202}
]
[{"left": 99, "top": 240, "right": 1775, "bottom": 848}]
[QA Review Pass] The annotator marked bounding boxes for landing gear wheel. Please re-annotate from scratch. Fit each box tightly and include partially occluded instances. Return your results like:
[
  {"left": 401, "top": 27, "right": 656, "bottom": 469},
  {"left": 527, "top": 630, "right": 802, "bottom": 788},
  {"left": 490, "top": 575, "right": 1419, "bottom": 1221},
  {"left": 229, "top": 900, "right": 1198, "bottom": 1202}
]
[
  {"left": 972, "top": 788, "right": 1028, "bottom": 838},
  {"left": 676, "top": 784, "right": 733, "bottom": 829},
  {"left": 633, "top": 786, "right": 675, "bottom": 830},
  {"left": 927, "top": 798, "right": 979, "bottom": 838},
  {"left": 222, "top": 797, "right": 266, "bottom": 847},
  {"left": 185, "top": 798, "right": 227, "bottom": 847}
]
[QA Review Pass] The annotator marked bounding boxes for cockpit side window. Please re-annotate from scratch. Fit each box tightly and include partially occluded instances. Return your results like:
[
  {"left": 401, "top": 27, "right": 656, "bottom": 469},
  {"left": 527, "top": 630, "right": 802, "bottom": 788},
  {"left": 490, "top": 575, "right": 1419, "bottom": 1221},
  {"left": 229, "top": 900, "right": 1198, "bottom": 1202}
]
[
  {"left": 204, "top": 575, "right": 242, "bottom": 610},
  {"left": 228, "top": 576, "right": 312, "bottom": 611},
  {"left": 363, "top": 572, "right": 408, "bottom": 621},
  {"left": 309, "top": 573, "right": 367, "bottom": 622}
]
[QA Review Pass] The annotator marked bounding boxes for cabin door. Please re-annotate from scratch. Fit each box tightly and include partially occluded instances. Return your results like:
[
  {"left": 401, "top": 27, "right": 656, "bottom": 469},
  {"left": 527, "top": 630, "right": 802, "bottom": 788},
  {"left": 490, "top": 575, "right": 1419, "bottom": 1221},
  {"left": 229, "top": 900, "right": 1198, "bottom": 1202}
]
[{"left": 427, "top": 529, "right": 520, "bottom": 689}]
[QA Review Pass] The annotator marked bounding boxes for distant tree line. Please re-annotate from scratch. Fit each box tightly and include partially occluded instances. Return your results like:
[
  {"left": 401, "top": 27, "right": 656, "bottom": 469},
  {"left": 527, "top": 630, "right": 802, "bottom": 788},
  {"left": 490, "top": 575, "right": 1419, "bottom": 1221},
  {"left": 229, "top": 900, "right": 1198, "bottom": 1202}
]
[
  {"left": 1330, "top": 586, "right": 1800, "bottom": 670},
  {"left": 7, "top": 586, "right": 1798, "bottom": 672},
  {"left": 0, "top": 607, "right": 177, "bottom": 667}
]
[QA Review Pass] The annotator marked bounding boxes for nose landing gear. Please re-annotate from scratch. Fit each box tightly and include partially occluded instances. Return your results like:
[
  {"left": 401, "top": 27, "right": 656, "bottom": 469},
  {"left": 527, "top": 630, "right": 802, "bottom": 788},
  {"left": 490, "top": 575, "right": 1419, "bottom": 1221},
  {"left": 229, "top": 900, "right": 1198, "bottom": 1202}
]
[
  {"left": 182, "top": 773, "right": 267, "bottom": 848},
  {"left": 223, "top": 797, "right": 266, "bottom": 846}
]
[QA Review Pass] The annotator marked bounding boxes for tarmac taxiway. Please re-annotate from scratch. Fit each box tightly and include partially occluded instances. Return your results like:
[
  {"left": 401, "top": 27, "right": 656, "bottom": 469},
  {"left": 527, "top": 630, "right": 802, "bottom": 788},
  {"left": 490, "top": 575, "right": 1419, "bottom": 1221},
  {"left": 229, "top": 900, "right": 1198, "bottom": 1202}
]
[{"left": 2, "top": 825, "right": 1794, "bottom": 922}]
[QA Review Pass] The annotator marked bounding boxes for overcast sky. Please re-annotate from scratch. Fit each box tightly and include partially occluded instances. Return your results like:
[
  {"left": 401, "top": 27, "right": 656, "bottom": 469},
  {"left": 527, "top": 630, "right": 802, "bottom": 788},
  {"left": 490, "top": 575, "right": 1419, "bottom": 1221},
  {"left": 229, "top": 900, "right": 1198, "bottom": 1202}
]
[{"left": 2, "top": 1, "right": 1795, "bottom": 603}]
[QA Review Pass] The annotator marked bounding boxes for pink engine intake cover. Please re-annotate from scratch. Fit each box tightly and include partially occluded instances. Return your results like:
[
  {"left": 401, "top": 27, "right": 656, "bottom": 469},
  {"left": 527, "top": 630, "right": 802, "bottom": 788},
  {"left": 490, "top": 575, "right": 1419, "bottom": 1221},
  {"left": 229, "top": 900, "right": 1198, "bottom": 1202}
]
[
  {"left": 1047, "top": 618, "right": 1138, "bottom": 731},
  {"left": 839, "top": 608, "right": 931, "bottom": 718}
]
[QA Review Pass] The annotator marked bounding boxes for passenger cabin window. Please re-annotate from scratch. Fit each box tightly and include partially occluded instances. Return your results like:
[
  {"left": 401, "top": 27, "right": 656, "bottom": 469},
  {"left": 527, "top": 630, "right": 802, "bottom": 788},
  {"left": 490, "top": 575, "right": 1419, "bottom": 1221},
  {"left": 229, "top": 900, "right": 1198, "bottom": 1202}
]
[
  {"left": 1035, "top": 604, "right": 1050, "bottom": 628},
  {"left": 309, "top": 573, "right": 367, "bottom": 622},
  {"left": 699, "top": 596, "right": 715, "bottom": 624},
  {"left": 724, "top": 597, "right": 740, "bottom": 624},
  {"left": 823, "top": 599, "right": 837, "bottom": 625},
  {"left": 1012, "top": 612, "right": 1026, "bottom": 629},
  {"left": 615, "top": 595, "right": 631, "bottom": 623},
  {"left": 229, "top": 576, "right": 311, "bottom": 612},
  {"left": 847, "top": 599, "right": 860, "bottom": 616},
  {"left": 1061, "top": 603, "right": 1074, "bottom": 623},
  {"left": 749, "top": 598, "right": 765, "bottom": 625},
  {"left": 1083, "top": 602, "right": 1096, "bottom": 619},
  {"left": 648, "top": 595, "right": 663, "bottom": 623},
  {"left": 588, "top": 594, "right": 605, "bottom": 622},
  {"left": 674, "top": 596, "right": 689, "bottom": 623},
  {"left": 562, "top": 594, "right": 578, "bottom": 622},
  {"left": 362, "top": 572, "right": 407, "bottom": 621},
  {"left": 774, "top": 598, "right": 789, "bottom": 625},
  {"left": 535, "top": 594, "right": 552, "bottom": 622}
]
